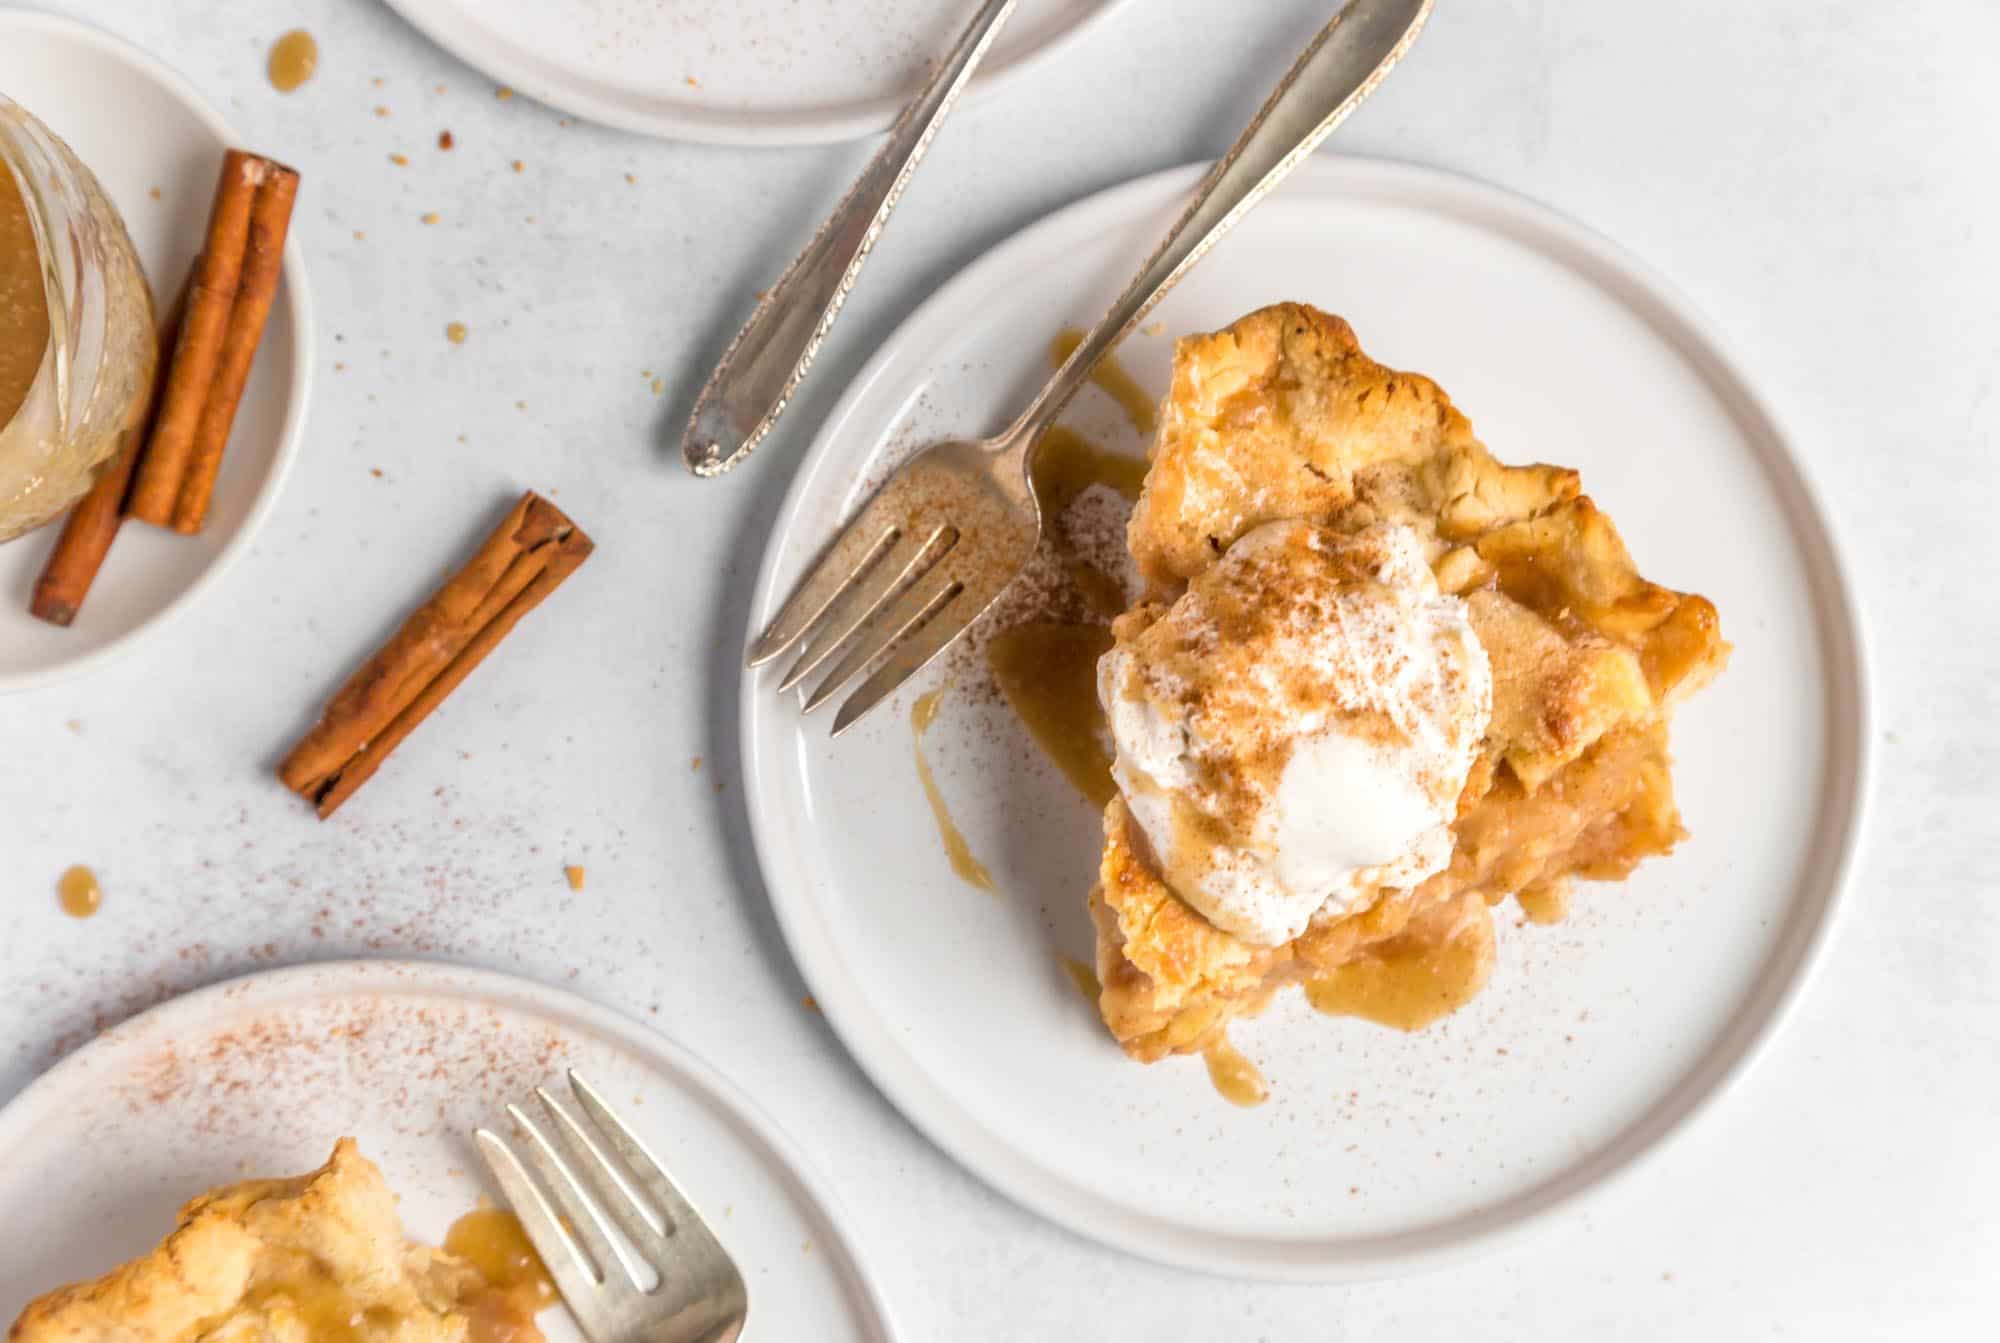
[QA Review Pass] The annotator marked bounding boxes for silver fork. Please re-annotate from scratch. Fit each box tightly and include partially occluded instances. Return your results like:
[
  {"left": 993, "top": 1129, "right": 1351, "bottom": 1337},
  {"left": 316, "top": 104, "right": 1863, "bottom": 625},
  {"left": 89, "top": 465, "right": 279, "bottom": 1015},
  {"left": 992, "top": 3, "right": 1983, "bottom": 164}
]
[
  {"left": 681, "top": 0, "right": 1021, "bottom": 478},
  {"left": 748, "top": 0, "right": 1433, "bottom": 735},
  {"left": 474, "top": 1071, "right": 747, "bottom": 1343}
]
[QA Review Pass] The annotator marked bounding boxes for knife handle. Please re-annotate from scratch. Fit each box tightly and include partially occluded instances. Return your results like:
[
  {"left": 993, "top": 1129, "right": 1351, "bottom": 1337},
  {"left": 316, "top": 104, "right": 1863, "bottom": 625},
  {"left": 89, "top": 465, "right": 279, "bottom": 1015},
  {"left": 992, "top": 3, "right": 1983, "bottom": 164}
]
[{"left": 682, "top": 0, "right": 1020, "bottom": 477}]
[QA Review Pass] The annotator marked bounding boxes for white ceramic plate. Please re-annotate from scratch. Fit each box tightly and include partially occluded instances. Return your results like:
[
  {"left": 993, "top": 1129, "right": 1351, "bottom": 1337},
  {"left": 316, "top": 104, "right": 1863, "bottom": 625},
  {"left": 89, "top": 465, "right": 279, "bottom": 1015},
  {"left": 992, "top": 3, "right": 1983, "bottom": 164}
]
[
  {"left": 0, "top": 11, "right": 312, "bottom": 692},
  {"left": 0, "top": 960, "right": 897, "bottom": 1340},
  {"left": 381, "top": 0, "right": 1134, "bottom": 146},
  {"left": 741, "top": 159, "right": 1870, "bottom": 1279}
]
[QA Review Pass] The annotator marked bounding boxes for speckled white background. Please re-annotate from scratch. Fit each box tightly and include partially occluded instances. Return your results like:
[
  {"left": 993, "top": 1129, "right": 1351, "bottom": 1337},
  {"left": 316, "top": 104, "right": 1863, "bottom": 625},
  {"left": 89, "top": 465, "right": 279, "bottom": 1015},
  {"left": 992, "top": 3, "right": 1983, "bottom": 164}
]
[{"left": 1, "top": 1, "right": 1993, "bottom": 1336}]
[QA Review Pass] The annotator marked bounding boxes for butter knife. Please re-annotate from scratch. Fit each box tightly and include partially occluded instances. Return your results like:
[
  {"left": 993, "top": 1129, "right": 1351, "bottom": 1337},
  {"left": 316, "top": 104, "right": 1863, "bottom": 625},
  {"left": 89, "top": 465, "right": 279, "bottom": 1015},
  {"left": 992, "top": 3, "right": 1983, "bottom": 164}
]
[{"left": 681, "top": 0, "right": 1020, "bottom": 477}]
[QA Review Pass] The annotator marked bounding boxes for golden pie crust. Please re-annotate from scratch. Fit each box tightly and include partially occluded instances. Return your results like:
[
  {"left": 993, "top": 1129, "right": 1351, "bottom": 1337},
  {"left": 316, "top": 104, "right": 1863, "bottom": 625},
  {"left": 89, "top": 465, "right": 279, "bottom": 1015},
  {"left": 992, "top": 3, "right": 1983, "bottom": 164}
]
[
  {"left": 9, "top": 1140, "right": 487, "bottom": 1343},
  {"left": 1092, "top": 303, "right": 1728, "bottom": 1060}
]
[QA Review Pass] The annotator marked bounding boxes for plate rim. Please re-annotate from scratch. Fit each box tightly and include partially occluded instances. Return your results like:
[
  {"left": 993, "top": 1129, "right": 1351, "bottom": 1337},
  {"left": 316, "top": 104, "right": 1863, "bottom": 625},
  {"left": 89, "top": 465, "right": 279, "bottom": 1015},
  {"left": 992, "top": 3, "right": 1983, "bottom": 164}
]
[
  {"left": 0, "top": 957, "right": 902, "bottom": 1342},
  {"left": 738, "top": 155, "right": 1874, "bottom": 1280},
  {"left": 379, "top": 0, "right": 1139, "bottom": 147},
  {"left": 0, "top": 8, "right": 316, "bottom": 694}
]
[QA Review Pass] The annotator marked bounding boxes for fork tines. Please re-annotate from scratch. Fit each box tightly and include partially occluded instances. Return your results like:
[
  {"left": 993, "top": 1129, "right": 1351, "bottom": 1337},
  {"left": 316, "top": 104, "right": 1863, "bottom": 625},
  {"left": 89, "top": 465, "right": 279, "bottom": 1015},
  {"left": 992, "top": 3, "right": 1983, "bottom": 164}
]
[
  {"left": 750, "top": 450, "right": 1038, "bottom": 735},
  {"left": 475, "top": 1071, "right": 746, "bottom": 1343}
]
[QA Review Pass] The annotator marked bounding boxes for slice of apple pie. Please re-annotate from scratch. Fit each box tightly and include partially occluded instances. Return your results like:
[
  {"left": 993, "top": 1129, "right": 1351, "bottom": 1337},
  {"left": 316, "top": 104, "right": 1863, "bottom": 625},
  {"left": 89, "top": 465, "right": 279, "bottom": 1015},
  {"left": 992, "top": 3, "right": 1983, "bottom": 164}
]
[
  {"left": 9, "top": 1139, "right": 546, "bottom": 1343},
  {"left": 1088, "top": 302, "right": 1727, "bottom": 1061}
]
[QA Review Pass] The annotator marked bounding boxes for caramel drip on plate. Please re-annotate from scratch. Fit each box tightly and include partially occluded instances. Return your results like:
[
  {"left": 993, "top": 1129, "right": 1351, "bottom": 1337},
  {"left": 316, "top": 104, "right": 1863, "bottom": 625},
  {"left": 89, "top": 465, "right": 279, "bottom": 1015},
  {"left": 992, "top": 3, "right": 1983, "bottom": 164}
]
[
  {"left": 1306, "top": 894, "right": 1497, "bottom": 1032},
  {"left": 1030, "top": 424, "right": 1147, "bottom": 511},
  {"left": 1202, "top": 1035, "right": 1269, "bottom": 1108},
  {"left": 1061, "top": 955, "right": 1101, "bottom": 1006},
  {"left": 446, "top": 1208, "right": 556, "bottom": 1343},
  {"left": 988, "top": 622, "right": 1117, "bottom": 808},
  {"left": 1050, "top": 329, "right": 1157, "bottom": 435},
  {"left": 989, "top": 424, "right": 1144, "bottom": 809},
  {"left": 912, "top": 688, "right": 997, "bottom": 893}
]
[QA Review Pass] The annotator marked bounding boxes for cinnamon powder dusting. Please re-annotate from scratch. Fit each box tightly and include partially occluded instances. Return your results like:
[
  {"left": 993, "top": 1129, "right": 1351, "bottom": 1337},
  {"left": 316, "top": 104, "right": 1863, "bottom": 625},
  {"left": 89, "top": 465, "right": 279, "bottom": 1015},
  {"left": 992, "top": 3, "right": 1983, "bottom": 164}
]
[{"left": 111, "top": 995, "right": 572, "bottom": 1142}]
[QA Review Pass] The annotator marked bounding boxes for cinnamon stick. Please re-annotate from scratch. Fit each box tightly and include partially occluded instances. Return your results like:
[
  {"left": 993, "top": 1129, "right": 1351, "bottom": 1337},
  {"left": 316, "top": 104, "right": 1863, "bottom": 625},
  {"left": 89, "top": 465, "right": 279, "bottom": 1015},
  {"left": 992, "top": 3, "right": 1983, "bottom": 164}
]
[
  {"left": 27, "top": 292, "right": 177, "bottom": 626},
  {"left": 129, "top": 150, "right": 298, "bottom": 533},
  {"left": 278, "top": 492, "right": 593, "bottom": 818},
  {"left": 28, "top": 427, "right": 142, "bottom": 626},
  {"left": 172, "top": 162, "right": 297, "bottom": 532}
]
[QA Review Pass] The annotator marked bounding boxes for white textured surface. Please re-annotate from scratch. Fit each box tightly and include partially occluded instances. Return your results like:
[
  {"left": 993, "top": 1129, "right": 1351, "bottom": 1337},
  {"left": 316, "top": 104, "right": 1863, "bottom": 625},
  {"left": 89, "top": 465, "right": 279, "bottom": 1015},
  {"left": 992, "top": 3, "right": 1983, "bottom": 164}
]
[{"left": 0, "top": 0, "right": 1991, "bottom": 1335}]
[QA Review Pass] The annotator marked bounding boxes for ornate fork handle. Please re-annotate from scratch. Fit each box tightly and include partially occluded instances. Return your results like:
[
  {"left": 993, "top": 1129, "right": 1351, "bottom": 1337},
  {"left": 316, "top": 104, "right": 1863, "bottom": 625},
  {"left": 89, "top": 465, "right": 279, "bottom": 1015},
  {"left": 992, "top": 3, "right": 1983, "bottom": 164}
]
[
  {"left": 682, "top": 0, "right": 1020, "bottom": 478},
  {"left": 1007, "top": 0, "right": 1433, "bottom": 460}
]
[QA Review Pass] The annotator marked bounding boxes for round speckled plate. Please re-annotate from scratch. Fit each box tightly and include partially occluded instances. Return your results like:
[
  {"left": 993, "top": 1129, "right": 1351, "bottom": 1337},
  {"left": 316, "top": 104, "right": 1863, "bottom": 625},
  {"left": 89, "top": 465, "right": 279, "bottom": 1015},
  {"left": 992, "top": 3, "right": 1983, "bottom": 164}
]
[
  {"left": 741, "top": 158, "right": 1870, "bottom": 1279},
  {"left": 0, "top": 961, "right": 897, "bottom": 1340},
  {"left": 381, "top": 0, "right": 1136, "bottom": 146}
]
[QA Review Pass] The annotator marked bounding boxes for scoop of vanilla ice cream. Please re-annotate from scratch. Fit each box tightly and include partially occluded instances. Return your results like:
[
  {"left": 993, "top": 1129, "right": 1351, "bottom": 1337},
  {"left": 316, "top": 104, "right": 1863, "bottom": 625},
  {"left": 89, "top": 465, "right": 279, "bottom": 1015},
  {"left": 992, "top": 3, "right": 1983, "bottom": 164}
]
[{"left": 1097, "top": 520, "right": 1491, "bottom": 945}]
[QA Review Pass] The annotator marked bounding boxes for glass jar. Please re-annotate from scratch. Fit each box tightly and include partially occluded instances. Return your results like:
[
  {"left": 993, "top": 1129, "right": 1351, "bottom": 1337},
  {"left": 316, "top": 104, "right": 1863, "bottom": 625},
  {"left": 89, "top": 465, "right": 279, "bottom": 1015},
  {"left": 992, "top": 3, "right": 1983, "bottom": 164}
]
[{"left": 0, "top": 92, "right": 157, "bottom": 544}]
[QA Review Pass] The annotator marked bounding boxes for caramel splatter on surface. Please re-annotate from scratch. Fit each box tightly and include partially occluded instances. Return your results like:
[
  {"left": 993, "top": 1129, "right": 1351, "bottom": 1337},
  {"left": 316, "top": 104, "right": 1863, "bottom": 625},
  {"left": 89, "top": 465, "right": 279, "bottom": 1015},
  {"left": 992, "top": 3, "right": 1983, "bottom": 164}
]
[
  {"left": 563, "top": 865, "right": 585, "bottom": 892},
  {"left": 267, "top": 30, "right": 318, "bottom": 93},
  {"left": 421, "top": 212, "right": 441, "bottom": 225},
  {"left": 495, "top": 86, "right": 514, "bottom": 100},
  {"left": 57, "top": 865, "right": 101, "bottom": 918},
  {"left": 438, "top": 130, "right": 455, "bottom": 150},
  {"left": 446, "top": 321, "right": 468, "bottom": 345},
  {"left": 389, "top": 153, "right": 409, "bottom": 166}
]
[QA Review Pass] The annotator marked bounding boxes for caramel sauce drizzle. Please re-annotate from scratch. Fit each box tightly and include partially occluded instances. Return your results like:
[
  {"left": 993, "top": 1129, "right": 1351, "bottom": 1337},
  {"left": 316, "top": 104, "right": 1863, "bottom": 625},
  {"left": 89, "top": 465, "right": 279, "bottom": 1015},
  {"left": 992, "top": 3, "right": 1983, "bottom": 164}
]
[{"left": 912, "top": 688, "right": 998, "bottom": 893}]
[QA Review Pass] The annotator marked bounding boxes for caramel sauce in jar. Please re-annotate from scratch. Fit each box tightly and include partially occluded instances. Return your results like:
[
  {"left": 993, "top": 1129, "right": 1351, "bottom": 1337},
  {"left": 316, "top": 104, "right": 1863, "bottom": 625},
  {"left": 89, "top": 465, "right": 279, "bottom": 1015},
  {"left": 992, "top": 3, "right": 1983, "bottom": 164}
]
[{"left": 0, "top": 95, "right": 157, "bottom": 542}]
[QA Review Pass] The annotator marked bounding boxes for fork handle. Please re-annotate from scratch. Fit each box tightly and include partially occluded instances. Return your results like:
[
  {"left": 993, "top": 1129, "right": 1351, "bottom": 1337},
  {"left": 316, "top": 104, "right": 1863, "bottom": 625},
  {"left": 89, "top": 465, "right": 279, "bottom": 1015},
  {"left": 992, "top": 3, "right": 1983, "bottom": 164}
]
[
  {"left": 1007, "top": 0, "right": 1432, "bottom": 449},
  {"left": 683, "top": 0, "right": 1021, "bottom": 477}
]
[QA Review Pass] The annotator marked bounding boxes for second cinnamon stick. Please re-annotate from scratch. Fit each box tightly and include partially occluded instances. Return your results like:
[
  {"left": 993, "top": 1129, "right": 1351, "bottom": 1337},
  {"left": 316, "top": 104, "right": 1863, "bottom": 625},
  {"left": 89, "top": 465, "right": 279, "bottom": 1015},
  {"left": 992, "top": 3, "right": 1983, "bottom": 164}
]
[
  {"left": 172, "top": 160, "right": 297, "bottom": 533},
  {"left": 129, "top": 150, "right": 298, "bottom": 533},
  {"left": 126, "top": 150, "right": 261, "bottom": 527}
]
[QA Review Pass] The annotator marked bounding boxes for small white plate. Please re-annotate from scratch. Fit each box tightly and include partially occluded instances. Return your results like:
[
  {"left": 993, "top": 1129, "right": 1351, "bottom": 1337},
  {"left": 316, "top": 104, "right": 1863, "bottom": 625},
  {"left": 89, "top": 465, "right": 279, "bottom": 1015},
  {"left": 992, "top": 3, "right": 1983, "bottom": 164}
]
[
  {"left": 741, "top": 159, "right": 1870, "bottom": 1279},
  {"left": 381, "top": 0, "right": 1134, "bottom": 146},
  {"left": 0, "top": 11, "right": 312, "bottom": 692},
  {"left": 0, "top": 960, "right": 897, "bottom": 1341}
]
